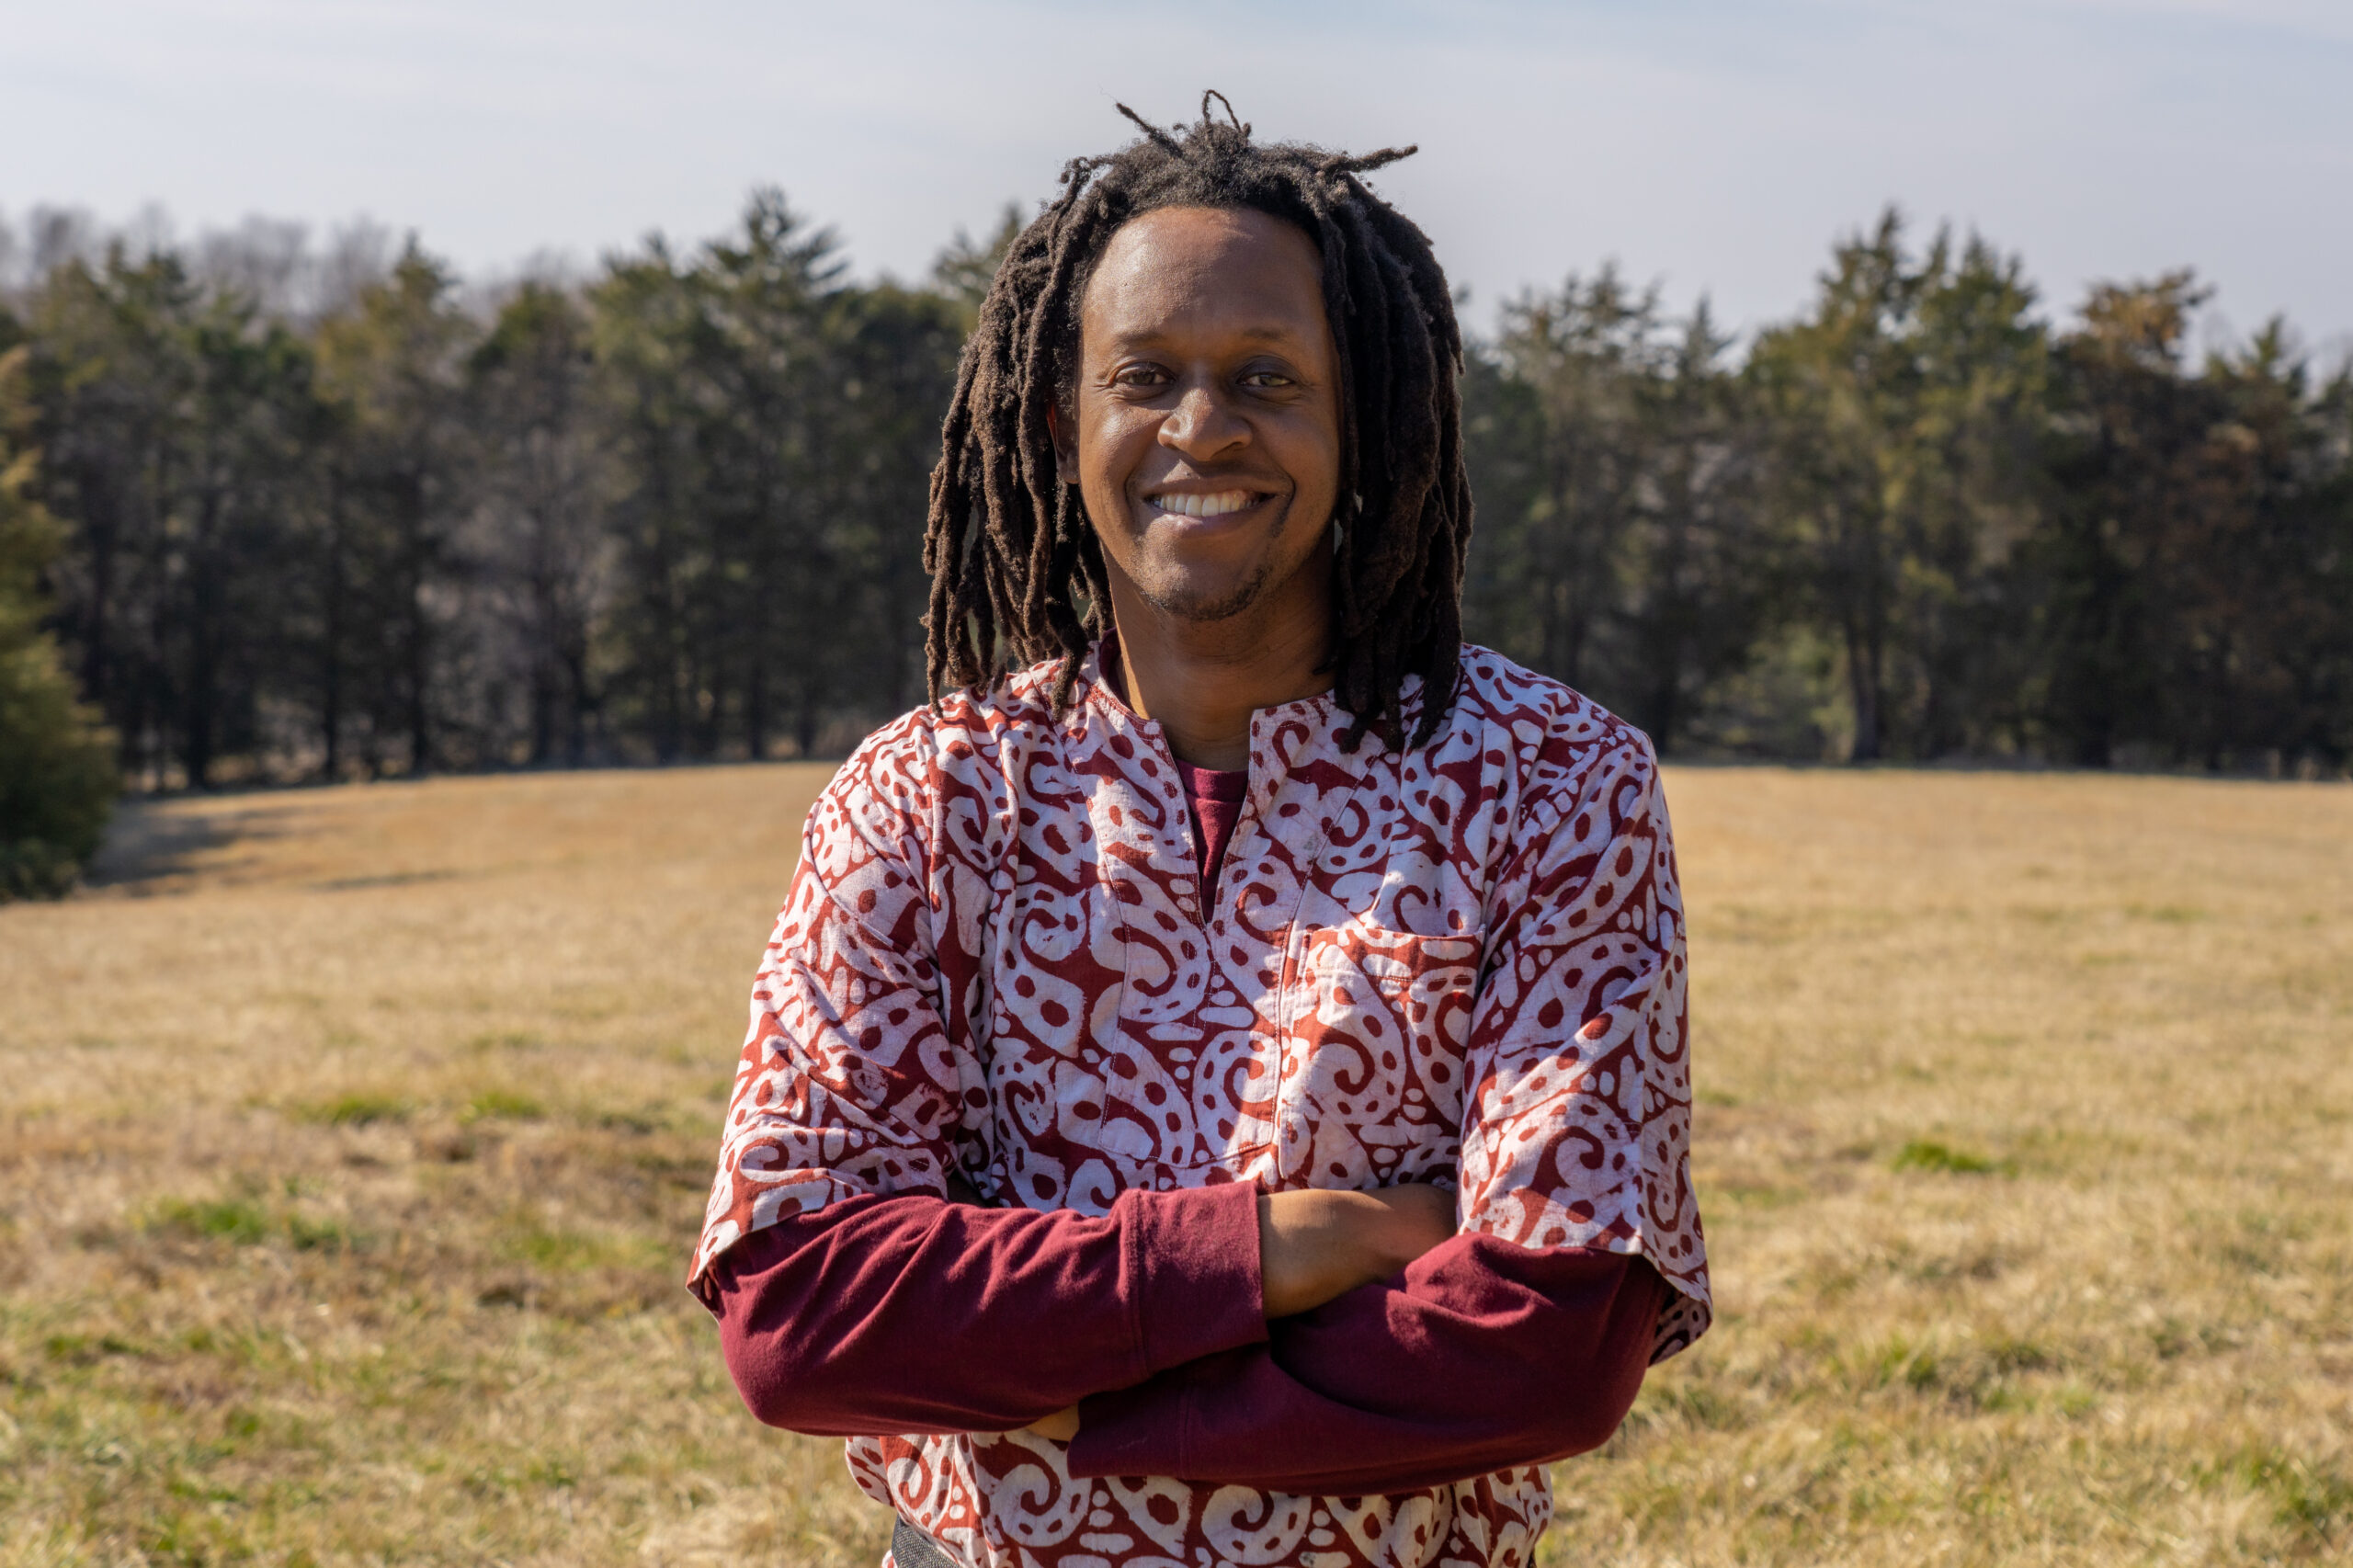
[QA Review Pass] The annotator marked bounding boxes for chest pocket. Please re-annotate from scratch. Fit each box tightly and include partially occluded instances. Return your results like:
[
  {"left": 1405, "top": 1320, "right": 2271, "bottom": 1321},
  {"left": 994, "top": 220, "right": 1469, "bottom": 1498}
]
[{"left": 1274, "top": 924, "right": 1479, "bottom": 1188}]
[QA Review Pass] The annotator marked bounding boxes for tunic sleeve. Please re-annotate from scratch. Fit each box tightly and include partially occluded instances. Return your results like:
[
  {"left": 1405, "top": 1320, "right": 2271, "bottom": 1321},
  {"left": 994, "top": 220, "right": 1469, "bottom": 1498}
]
[
  {"left": 1454, "top": 732, "right": 1711, "bottom": 1356},
  {"left": 687, "top": 768, "right": 972, "bottom": 1284},
  {"left": 690, "top": 736, "right": 1267, "bottom": 1436}
]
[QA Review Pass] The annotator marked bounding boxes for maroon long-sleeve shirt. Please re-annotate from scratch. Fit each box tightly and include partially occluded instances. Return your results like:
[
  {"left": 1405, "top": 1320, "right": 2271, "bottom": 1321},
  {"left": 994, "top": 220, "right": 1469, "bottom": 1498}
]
[{"left": 709, "top": 1185, "right": 1665, "bottom": 1494}]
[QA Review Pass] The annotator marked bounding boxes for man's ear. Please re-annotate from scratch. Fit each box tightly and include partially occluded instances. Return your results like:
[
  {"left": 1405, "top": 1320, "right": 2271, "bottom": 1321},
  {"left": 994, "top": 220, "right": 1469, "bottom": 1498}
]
[{"left": 1047, "top": 402, "right": 1077, "bottom": 485}]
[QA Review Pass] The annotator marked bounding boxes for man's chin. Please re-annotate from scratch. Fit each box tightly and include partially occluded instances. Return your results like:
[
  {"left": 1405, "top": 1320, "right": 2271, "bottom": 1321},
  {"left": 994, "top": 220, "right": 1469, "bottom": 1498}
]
[{"left": 1136, "top": 569, "right": 1271, "bottom": 625}]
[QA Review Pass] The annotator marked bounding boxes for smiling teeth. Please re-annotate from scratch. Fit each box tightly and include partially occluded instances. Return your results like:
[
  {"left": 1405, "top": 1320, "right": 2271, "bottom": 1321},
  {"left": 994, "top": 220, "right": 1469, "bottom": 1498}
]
[{"left": 1154, "top": 491, "right": 1256, "bottom": 517}]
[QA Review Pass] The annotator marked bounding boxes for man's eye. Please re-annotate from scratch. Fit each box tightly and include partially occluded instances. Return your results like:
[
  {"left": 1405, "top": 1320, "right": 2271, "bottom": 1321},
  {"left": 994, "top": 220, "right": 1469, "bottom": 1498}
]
[
  {"left": 1241, "top": 371, "right": 1293, "bottom": 389},
  {"left": 1114, "top": 367, "right": 1169, "bottom": 388}
]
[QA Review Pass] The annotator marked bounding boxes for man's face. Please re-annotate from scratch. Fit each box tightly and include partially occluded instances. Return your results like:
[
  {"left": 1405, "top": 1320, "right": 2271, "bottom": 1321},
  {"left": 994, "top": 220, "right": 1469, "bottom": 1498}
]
[{"left": 1054, "top": 206, "right": 1343, "bottom": 625}]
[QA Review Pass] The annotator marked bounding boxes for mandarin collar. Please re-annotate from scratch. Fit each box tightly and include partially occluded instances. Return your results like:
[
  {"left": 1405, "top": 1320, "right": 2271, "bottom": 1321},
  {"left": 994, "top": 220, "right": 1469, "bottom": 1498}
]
[
  {"left": 1070, "top": 642, "right": 1357, "bottom": 754},
  {"left": 1071, "top": 641, "right": 1348, "bottom": 730},
  {"left": 1063, "top": 641, "right": 1430, "bottom": 823}
]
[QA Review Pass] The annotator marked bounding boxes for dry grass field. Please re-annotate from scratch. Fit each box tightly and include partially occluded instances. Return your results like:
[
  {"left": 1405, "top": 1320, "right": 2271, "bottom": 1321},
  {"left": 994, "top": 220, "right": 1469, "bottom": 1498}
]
[{"left": 2, "top": 762, "right": 2347, "bottom": 1567}]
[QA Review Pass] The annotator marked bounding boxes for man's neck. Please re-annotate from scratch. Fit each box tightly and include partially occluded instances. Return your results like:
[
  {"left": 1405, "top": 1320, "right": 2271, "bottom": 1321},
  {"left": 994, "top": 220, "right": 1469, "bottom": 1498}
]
[{"left": 1105, "top": 575, "right": 1333, "bottom": 771}]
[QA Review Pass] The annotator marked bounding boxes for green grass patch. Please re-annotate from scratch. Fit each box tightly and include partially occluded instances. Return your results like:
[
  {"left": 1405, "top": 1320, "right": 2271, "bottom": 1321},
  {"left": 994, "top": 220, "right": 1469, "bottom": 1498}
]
[
  {"left": 461, "top": 1088, "right": 546, "bottom": 1123},
  {"left": 285, "top": 1215, "right": 352, "bottom": 1251},
  {"left": 150, "top": 1197, "right": 273, "bottom": 1244},
  {"left": 291, "top": 1092, "right": 412, "bottom": 1127},
  {"left": 1981, "top": 1335, "right": 2054, "bottom": 1374},
  {"left": 1888, "top": 1341, "right": 1941, "bottom": 1394},
  {"left": 497, "top": 1221, "right": 669, "bottom": 1276},
  {"left": 44, "top": 1332, "right": 142, "bottom": 1365},
  {"left": 144, "top": 1196, "right": 354, "bottom": 1254},
  {"left": 2205, "top": 1447, "right": 2353, "bottom": 1548},
  {"left": 1893, "top": 1139, "right": 2010, "bottom": 1176}
]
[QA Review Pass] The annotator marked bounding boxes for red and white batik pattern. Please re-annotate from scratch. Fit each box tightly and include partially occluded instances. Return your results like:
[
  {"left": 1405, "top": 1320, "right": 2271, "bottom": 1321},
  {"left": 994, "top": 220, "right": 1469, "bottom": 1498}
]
[{"left": 693, "top": 643, "right": 1709, "bottom": 1568}]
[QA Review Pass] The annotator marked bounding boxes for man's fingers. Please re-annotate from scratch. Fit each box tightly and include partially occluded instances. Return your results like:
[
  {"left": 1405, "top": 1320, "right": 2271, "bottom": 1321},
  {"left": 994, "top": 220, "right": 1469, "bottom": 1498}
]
[{"left": 1026, "top": 1404, "right": 1081, "bottom": 1442}]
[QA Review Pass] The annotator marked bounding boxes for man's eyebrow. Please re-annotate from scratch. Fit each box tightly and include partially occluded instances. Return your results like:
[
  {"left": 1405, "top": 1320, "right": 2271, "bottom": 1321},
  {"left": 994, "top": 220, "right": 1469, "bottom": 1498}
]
[{"left": 1101, "top": 325, "right": 1303, "bottom": 348}]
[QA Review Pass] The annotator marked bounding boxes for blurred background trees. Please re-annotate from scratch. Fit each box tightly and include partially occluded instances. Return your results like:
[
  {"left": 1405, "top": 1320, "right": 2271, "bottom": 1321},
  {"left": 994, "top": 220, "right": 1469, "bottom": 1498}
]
[
  {"left": 0, "top": 192, "right": 2347, "bottom": 891},
  {"left": 0, "top": 342, "right": 117, "bottom": 895}
]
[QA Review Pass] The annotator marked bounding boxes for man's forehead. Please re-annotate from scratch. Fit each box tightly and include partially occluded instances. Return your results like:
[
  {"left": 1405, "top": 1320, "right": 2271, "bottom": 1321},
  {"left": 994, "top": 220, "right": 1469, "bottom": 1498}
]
[{"left": 1082, "top": 207, "right": 1326, "bottom": 345}]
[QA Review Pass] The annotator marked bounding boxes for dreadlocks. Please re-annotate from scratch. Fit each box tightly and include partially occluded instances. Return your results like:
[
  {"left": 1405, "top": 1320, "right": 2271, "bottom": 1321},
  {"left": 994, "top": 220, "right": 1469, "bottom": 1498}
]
[{"left": 922, "top": 91, "right": 1472, "bottom": 750}]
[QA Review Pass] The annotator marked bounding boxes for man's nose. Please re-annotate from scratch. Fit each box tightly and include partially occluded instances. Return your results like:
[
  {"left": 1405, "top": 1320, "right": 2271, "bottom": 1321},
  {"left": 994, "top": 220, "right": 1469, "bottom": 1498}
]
[{"left": 1158, "top": 380, "right": 1249, "bottom": 460}]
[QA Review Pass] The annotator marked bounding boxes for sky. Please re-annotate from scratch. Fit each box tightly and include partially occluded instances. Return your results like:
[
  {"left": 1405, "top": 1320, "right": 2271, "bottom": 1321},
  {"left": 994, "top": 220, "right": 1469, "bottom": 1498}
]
[{"left": 5, "top": 0, "right": 2350, "bottom": 354}]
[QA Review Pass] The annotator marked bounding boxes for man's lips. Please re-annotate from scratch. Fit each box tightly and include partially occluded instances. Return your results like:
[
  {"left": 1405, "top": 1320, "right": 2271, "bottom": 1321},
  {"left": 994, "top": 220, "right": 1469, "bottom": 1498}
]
[{"left": 1142, "top": 488, "right": 1274, "bottom": 520}]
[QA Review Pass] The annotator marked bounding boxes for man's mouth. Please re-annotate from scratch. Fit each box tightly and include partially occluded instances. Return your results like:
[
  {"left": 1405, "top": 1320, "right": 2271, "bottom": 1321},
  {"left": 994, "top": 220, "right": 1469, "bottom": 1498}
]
[{"left": 1145, "top": 489, "right": 1267, "bottom": 518}]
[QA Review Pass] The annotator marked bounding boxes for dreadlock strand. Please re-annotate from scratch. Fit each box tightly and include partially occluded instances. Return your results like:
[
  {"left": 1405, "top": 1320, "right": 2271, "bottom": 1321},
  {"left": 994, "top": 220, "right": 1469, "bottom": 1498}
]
[
  {"left": 1201, "top": 89, "right": 1245, "bottom": 134},
  {"left": 1040, "top": 517, "right": 1097, "bottom": 711},
  {"left": 1005, "top": 209, "right": 1107, "bottom": 661},
  {"left": 1318, "top": 145, "right": 1418, "bottom": 178},
  {"left": 1339, "top": 199, "right": 1457, "bottom": 745},
  {"left": 1330, "top": 208, "right": 1413, "bottom": 634},
  {"left": 1284, "top": 182, "right": 1374, "bottom": 639},
  {"left": 1114, "top": 103, "right": 1182, "bottom": 153}
]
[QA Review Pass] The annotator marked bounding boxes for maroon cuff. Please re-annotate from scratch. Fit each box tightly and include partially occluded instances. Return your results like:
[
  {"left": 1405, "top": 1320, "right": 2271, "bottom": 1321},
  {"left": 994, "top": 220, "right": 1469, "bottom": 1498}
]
[
  {"left": 1070, "top": 1245, "right": 1666, "bottom": 1490},
  {"left": 1127, "top": 1180, "right": 1267, "bottom": 1373}
]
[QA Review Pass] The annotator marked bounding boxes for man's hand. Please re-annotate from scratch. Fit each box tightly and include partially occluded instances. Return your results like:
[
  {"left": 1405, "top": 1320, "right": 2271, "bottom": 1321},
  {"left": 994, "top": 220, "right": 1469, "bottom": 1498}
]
[
  {"left": 1025, "top": 1404, "right": 1081, "bottom": 1442},
  {"left": 1258, "top": 1184, "right": 1457, "bottom": 1320}
]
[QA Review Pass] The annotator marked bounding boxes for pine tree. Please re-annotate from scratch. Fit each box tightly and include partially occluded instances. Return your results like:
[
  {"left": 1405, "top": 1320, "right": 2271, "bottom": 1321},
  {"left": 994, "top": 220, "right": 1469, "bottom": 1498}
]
[{"left": 0, "top": 345, "right": 117, "bottom": 898}]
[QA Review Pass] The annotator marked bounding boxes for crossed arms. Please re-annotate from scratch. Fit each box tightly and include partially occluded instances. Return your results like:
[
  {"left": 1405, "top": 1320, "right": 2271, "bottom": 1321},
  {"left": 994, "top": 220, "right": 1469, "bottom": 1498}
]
[
  {"left": 692, "top": 736, "right": 1689, "bottom": 1493},
  {"left": 706, "top": 1175, "right": 1662, "bottom": 1493}
]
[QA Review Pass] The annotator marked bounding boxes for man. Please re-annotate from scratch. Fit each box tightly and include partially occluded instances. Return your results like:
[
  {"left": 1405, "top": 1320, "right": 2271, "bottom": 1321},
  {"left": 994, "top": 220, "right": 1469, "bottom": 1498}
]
[{"left": 691, "top": 96, "right": 1710, "bottom": 1568}]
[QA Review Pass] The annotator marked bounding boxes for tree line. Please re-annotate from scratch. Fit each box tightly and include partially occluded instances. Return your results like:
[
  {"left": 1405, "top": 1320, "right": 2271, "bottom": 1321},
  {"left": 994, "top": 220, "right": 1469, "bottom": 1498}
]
[
  {"left": 1, "top": 192, "right": 970, "bottom": 801},
  {"left": 1, "top": 191, "right": 2348, "bottom": 887},
  {"left": 1463, "top": 220, "right": 2352, "bottom": 768}
]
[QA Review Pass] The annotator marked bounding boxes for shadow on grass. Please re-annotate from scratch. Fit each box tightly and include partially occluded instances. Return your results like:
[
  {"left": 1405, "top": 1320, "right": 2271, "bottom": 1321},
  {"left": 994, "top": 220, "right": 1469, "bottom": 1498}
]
[{"left": 82, "top": 799, "right": 303, "bottom": 894}]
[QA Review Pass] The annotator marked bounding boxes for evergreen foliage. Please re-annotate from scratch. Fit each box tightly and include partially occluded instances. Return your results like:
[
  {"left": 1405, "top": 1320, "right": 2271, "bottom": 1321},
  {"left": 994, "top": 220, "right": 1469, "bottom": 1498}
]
[
  {"left": 0, "top": 192, "right": 2345, "bottom": 787},
  {"left": 0, "top": 345, "right": 117, "bottom": 897}
]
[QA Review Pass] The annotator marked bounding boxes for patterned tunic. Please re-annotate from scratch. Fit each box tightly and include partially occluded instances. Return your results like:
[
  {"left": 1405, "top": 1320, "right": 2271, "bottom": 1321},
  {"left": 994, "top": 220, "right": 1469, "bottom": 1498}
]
[{"left": 691, "top": 642, "right": 1710, "bottom": 1568}]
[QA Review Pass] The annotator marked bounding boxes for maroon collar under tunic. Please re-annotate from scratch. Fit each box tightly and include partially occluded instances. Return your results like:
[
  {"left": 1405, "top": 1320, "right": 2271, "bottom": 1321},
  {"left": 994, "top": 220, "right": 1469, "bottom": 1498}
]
[
  {"left": 1177, "top": 760, "right": 1249, "bottom": 906},
  {"left": 691, "top": 642, "right": 1710, "bottom": 1568}
]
